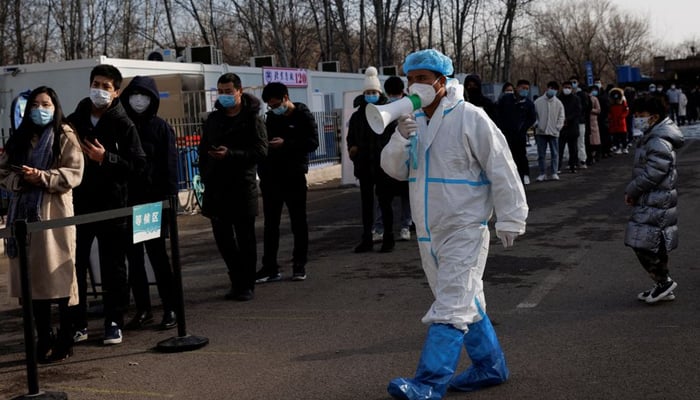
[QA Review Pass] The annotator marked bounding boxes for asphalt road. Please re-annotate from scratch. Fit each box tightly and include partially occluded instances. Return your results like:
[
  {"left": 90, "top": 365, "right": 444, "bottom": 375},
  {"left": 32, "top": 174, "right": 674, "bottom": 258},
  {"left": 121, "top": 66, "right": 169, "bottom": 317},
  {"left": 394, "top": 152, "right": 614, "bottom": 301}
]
[{"left": 1, "top": 135, "right": 700, "bottom": 399}]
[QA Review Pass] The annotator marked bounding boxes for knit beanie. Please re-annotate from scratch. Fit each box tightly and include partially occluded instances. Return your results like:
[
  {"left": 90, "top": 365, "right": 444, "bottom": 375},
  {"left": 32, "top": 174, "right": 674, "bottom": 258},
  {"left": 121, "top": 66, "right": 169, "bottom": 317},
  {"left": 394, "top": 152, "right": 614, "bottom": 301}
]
[{"left": 363, "top": 67, "right": 381, "bottom": 92}]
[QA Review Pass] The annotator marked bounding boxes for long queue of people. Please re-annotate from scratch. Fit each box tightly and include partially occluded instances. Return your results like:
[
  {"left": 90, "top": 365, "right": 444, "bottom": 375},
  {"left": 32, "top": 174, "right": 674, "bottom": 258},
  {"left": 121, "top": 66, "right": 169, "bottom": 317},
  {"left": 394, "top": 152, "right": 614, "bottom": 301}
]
[{"left": 466, "top": 75, "right": 686, "bottom": 184}]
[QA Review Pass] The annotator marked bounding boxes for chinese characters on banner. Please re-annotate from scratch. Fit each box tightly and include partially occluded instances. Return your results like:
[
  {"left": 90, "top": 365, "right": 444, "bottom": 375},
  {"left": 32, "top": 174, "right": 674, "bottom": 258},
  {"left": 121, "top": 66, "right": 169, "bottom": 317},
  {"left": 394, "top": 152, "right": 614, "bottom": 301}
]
[
  {"left": 262, "top": 67, "right": 308, "bottom": 88},
  {"left": 133, "top": 202, "right": 163, "bottom": 244}
]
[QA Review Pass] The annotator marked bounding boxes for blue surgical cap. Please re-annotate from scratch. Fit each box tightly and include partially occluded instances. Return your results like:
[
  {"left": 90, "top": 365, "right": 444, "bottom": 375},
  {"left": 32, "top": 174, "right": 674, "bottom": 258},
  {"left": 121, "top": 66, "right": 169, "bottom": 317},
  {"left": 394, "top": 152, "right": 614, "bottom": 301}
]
[{"left": 403, "top": 49, "right": 454, "bottom": 76}]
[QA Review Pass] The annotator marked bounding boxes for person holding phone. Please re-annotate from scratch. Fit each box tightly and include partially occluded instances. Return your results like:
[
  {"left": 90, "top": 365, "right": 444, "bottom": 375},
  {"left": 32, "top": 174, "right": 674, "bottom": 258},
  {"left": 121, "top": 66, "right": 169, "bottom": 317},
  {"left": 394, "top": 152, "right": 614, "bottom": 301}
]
[
  {"left": 198, "top": 73, "right": 267, "bottom": 301},
  {"left": 0, "top": 86, "right": 84, "bottom": 362},
  {"left": 67, "top": 64, "right": 146, "bottom": 346}
]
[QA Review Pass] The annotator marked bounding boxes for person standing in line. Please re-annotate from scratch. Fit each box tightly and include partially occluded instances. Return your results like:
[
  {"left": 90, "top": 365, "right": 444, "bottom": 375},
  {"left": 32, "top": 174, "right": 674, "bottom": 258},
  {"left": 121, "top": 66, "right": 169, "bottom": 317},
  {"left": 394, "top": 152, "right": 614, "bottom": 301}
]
[
  {"left": 198, "top": 73, "right": 267, "bottom": 301},
  {"left": 68, "top": 64, "right": 146, "bottom": 346},
  {"left": 372, "top": 76, "right": 414, "bottom": 241},
  {"left": 557, "top": 81, "right": 582, "bottom": 173},
  {"left": 533, "top": 81, "right": 565, "bottom": 181},
  {"left": 347, "top": 67, "right": 399, "bottom": 253},
  {"left": 496, "top": 80, "right": 536, "bottom": 185},
  {"left": 665, "top": 83, "right": 680, "bottom": 122},
  {"left": 587, "top": 86, "right": 602, "bottom": 162},
  {"left": 677, "top": 88, "right": 688, "bottom": 126},
  {"left": 464, "top": 74, "right": 497, "bottom": 121},
  {"left": 120, "top": 76, "right": 178, "bottom": 330},
  {"left": 594, "top": 78, "right": 612, "bottom": 158},
  {"left": 570, "top": 76, "right": 591, "bottom": 169},
  {"left": 0, "top": 86, "right": 84, "bottom": 362},
  {"left": 381, "top": 48, "right": 528, "bottom": 400},
  {"left": 608, "top": 88, "right": 629, "bottom": 154},
  {"left": 625, "top": 94, "right": 683, "bottom": 303},
  {"left": 255, "top": 82, "right": 319, "bottom": 283}
]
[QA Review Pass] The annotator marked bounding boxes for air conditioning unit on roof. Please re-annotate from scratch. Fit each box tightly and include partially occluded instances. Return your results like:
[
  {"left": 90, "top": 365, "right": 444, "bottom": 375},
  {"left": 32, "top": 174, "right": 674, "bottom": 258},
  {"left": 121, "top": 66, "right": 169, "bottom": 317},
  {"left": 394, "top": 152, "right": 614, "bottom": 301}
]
[
  {"left": 146, "top": 48, "right": 177, "bottom": 62},
  {"left": 185, "top": 46, "right": 223, "bottom": 64},
  {"left": 250, "top": 55, "right": 277, "bottom": 68},
  {"left": 318, "top": 61, "right": 340, "bottom": 72}
]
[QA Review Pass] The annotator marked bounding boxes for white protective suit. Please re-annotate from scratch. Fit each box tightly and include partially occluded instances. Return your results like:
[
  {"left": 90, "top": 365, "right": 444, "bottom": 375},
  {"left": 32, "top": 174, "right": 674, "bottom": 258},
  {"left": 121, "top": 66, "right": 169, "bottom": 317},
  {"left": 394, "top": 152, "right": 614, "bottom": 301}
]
[{"left": 381, "top": 79, "right": 528, "bottom": 331}]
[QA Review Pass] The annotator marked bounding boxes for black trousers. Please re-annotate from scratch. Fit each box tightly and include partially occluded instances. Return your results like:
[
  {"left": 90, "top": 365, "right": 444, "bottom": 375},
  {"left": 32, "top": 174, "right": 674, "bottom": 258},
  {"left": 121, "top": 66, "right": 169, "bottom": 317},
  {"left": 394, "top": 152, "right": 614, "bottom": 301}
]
[
  {"left": 359, "top": 175, "right": 398, "bottom": 241},
  {"left": 260, "top": 174, "right": 309, "bottom": 269},
  {"left": 634, "top": 245, "right": 669, "bottom": 282},
  {"left": 558, "top": 127, "right": 579, "bottom": 170},
  {"left": 211, "top": 215, "right": 257, "bottom": 293},
  {"left": 126, "top": 235, "right": 176, "bottom": 314},
  {"left": 505, "top": 132, "right": 530, "bottom": 179},
  {"left": 71, "top": 219, "right": 130, "bottom": 329}
]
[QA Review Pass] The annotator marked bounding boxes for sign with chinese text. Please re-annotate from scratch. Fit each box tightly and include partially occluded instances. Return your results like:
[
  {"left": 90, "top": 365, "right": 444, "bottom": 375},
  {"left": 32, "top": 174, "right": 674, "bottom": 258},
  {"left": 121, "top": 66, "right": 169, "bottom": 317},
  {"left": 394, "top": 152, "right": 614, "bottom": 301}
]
[
  {"left": 133, "top": 202, "right": 163, "bottom": 244},
  {"left": 262, "top": 67, "right": 308, "bottom": 88}
]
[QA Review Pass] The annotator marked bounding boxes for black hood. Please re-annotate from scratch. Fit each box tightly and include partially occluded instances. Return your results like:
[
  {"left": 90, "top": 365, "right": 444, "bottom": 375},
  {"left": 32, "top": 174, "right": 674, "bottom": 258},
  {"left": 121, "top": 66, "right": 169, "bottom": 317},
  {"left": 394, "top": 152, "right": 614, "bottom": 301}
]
[
  {"left": 464, "top": 74, "right": 483, "bottom": 91},
  {"left": 120, "top": 76, "right": 161, "bottom": 118}
]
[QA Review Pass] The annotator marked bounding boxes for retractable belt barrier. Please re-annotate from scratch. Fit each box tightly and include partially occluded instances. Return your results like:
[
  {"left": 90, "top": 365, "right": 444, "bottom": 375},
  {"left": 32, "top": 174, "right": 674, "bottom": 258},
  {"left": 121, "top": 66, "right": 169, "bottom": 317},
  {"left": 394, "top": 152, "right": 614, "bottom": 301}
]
[{"left": 3, "top": 195, "right": 208, "bottom": 399}]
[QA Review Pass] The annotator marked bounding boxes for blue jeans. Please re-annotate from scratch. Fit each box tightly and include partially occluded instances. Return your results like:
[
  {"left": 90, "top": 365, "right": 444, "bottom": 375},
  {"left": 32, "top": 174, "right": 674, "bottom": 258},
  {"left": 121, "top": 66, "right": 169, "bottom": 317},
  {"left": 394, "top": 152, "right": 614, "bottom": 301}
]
[{"left": 535, "top": 135, "right": 559, "bottom": 176}]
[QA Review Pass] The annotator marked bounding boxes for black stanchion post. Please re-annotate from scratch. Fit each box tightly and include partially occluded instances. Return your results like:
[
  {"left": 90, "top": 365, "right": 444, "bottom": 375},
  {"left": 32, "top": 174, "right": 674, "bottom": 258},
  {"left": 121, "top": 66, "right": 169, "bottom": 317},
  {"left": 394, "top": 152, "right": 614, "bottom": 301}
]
[
  {"left": 155, "top": 196, "right": 209, "bottom": 352},
  {"left": 12, "top": 219, "right": 67, "bottom": 400}
]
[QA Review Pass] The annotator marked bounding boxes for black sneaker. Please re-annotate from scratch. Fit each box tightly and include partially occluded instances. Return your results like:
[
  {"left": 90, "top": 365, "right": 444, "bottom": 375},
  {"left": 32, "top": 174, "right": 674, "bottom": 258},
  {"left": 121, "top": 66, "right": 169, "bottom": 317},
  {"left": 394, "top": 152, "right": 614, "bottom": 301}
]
[
  {"left": 638, "top": 289, "right": 675, "bottom": 302},
  {"left": 292, "top": 264, "right": 306, "bottom": 281},
  {"left": 225, "top": 289, "right": 254, "bottom": 301},
  {"left": 255, "top": 268, "right": 282, "bottom": 283},
  {"left": 645, "top": 279, "right": 677, "bottom": 304}
]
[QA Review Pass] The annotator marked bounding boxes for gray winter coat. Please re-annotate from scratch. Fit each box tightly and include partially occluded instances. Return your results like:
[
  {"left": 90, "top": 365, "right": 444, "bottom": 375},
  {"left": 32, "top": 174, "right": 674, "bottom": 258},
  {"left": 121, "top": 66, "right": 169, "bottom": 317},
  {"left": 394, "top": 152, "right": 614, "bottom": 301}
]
[{"left": 624, "top": 118, "right": 684, "bottom": 252}]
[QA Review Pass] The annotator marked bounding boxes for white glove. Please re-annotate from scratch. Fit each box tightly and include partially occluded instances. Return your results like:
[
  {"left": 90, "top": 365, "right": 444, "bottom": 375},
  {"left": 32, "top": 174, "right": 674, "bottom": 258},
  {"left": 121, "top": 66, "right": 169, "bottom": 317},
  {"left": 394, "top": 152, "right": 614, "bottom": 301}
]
[
  {"left": 496, "top": 230, "right": 518, "bottom": 248},
  {"left": 397, "top": 114, "right": 417, "bottom": 139}
]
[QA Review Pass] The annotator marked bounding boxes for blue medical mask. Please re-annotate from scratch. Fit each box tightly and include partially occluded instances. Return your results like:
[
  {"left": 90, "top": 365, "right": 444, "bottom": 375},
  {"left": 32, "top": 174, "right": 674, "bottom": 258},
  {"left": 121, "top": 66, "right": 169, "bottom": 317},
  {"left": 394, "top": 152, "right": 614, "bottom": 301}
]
[
  {"left": 546, "top": 89, "right": 557, "bottom": 98},
  {"left": 31, "top": 108, "right": 54, "bottom": 126},
  {"left": 218, "top": 94, "right": 236, "bottom": 108},
  {"left": 591, "top": 90, "right": 599, "bottom": 97},
  {"left": 364, "top": 94, "right": 380, "bottom": 104},
  {"left": 571, "top": 82, "right": 578, "bottom": 89},
  {"left": 271, "top": 105, "right": 288, "bottom": 115},
  {"left": 518, "top": 89, "right": 529, "bottom": 98}
]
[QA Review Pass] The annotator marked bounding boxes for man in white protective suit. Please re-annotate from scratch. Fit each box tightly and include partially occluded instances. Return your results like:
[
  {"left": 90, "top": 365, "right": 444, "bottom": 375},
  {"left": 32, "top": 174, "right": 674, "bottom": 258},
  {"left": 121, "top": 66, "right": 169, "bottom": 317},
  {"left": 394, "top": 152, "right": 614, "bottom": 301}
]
[{"left": 380, "top": 49, "right": 529, "bottom": 400}]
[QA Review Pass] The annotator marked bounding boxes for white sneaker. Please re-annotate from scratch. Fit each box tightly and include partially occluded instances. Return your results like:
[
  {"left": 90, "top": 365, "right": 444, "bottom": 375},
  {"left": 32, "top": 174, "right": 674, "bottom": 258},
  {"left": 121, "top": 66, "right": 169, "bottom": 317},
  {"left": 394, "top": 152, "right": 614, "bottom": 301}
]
[
  {"left": 400, "top": 228, "right": 411, "bottom": 241},
  {"left": 614, "top": 148, "right": 622, "bottom": 155},
  {"left": 523, "top": 175, "right": 530, "bottom": 185},
  {"left": 622, "top": 148, "right": 629, "bottom": 154},
  {"left": 372, "top": 231, "right": 383, "bottom": 243},
  {"left": 536, "top": 174, "right": 546, "bottom": 182},
  {"left": 551, "top": 173, "right": 560, "bottom": 181}
]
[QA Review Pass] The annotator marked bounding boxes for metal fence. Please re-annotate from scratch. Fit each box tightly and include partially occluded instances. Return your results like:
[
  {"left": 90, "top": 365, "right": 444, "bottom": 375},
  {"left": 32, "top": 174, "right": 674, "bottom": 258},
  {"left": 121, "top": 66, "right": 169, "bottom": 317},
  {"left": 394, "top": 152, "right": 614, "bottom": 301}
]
[{"left": 167, "top": 92, "right": 341, "bottom": 192}]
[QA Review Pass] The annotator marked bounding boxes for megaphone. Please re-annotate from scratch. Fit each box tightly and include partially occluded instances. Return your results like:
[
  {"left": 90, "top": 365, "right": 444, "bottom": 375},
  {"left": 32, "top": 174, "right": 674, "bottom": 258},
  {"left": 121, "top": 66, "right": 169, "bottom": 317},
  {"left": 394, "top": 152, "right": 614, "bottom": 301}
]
[{"left": 366, "top": 94, "right": 423, "bottom": 134}]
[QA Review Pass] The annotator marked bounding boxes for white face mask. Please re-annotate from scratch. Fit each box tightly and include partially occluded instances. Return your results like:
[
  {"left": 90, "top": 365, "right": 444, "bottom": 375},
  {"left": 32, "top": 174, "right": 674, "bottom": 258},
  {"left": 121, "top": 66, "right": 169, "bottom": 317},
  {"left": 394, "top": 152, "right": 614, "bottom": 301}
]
[
  {"left": 633, "top": 116, "right": 652, "bottom": 132},
  {"left": 562, "top": 88, "right": 572, "bottom": 95},
  {"left": 408, "top": 79, "right": 438, "bottom": 107},
  {"left": 90, "top": 88, "right": 113, "bottom": 108},
  {"left": 129, "top": 94, "right": 151, "bottom": 114}
]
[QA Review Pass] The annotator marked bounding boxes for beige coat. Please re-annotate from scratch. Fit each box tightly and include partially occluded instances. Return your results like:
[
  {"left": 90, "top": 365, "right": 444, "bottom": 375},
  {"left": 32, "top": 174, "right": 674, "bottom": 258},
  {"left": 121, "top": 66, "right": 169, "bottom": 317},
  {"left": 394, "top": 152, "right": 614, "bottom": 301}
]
[
  {"left": 0, "top": 124, "right": 84, "bottom": 305},
  {"left": 589, "top": 95, "right": 601, "bottom": 145}
]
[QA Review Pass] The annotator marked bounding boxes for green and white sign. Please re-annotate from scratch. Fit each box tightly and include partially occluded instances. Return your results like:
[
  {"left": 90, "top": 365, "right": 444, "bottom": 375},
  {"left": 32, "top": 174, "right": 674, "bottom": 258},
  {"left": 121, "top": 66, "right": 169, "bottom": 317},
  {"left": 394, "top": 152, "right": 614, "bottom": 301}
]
[{"left": 133, "top": 202, "right": 163, "bottom": 244}]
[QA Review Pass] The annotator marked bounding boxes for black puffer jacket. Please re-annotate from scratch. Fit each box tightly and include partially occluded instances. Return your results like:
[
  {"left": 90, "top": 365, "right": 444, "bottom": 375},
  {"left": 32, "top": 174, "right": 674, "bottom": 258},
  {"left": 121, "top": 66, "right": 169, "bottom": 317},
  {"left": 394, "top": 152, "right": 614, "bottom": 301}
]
[
  {"left": 68, "top": 97, "right": 146, "bottom": 214},
  {"left": 257, "top": 102, "right": 319, "bottom": 180},
  {"left": 346, "top": 94, "right": 397, "bottom": 180},
  {"left": 624, "top": 118, "right": 684, "bottom": 253},
  {"left": 198, "top": 93, "right": 267, "bottom": 221},
  {"left": 120, "top": 76, "right": 178, "bottom": 205}
]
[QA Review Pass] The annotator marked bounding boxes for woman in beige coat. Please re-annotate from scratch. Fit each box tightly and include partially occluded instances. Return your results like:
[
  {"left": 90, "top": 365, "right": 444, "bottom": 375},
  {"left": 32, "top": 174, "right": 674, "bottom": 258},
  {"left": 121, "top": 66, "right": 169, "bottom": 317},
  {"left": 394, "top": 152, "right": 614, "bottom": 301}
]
[
  {"left": 0, "top": 86, "right": 84, "bottom": 362},
  {"left": 588, "top": 86, "right": 602, "bottom": 161}
]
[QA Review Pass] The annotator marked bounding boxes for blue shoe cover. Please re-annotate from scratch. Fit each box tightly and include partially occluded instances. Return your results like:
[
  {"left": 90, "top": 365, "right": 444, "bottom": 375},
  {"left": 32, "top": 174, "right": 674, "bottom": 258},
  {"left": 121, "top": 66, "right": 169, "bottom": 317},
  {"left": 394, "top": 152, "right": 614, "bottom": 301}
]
[
  {"left": 449, "top": 313, "right": 509, "bottom": 392},
  {"left": 387, "top": 324, "right": 464, "bottom": 400}
]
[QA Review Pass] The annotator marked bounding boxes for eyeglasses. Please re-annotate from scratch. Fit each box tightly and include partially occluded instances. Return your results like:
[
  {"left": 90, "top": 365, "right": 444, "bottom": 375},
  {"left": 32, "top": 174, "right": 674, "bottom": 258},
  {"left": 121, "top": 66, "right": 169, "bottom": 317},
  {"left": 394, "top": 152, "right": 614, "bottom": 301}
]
[{"left": 266, "top": 100, "right": 284, "bottom": 110}]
